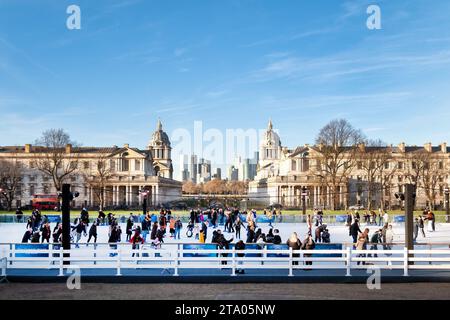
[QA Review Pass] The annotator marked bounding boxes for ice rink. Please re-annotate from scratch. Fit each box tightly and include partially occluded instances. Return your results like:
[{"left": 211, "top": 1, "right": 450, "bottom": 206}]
[{"left": 1, "top": 220, "right": 450, "bottom": 245}]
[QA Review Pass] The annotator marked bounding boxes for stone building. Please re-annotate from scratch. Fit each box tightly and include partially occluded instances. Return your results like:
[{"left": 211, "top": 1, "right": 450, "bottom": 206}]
[
  {"left": 0, "top": 120, "right": 182, "bottom": 209},
  {"left": 249, "top": 120, "right": 450, "bottom": 210}
]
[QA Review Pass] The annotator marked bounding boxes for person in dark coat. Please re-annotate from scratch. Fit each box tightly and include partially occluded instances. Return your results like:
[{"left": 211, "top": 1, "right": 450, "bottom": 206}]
[
  {"left": 31, "top": 231, "right": 41, "bottom": 243},
  {"left": 216, "top": 232, "right": 233, "bottom": 265},
  {"left": 254, "top": 228, "right": 262, "bottom": 243},
  {"left": 52, "top": 223, "right": 62, "bottom": 243},
  {"left": 273, "top": 229, "right": 282, "bottom": 244},
  {"left": 201, "top": 220, "right": 209, "bottom": 241},
  {"left": 246, "top": 226, "right": 255, "bottom": 243},
  {"left": 22, "top": 228, "right": 33, "bottom": 243},
  {"left": 349, "top": 219, "right": 362, "bottom": 245},
  {"left": 301, "top": 234, "right": 316, "bottom": 267},
  {"left": 235, "top": 240, "right": 246, "bottom": 274},
  {"left": 126, "top": 214, "right": 134, "bottom": 241},
  {"left": 41, "top": 222, "right": 51, "bottom": 243},
  {"left": 16, "top": 208, "right": 24, "bottom": 223},
  {"left": 87, "top": 220, "right": 98, "bottom": 244},
  {"left": 150, "top": 222, "right": 158, "bottom": 240}
]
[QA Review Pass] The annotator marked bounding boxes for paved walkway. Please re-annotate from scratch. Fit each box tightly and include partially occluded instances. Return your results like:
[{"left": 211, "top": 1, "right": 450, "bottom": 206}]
[
  {"left": 4, "top": 267, "right": 450, "bottom": 283},
  {"left": 1, "top": 282, "right": 450, "bottom": 300}
]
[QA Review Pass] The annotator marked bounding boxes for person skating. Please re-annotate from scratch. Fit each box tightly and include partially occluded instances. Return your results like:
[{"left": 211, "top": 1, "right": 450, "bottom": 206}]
[
  {"left": 174, "top": 217, "right": 182, "bottom": 240},
  {"left": 87, "top": 220, "right": 98, "bottom": 244},
  {"left": 126, "top": 214, "right": 134, "bottom": 242},
  {"left": 41, "top": 222, "right": 51, "bottom": 243},
  {"left": 349, "top": 219, "right": 362, "bottom": 246},
  {"left": 130, "top": 227, "right": 144, "bottom": 258},
  {"left": 21, "top": 228, "right": 33, "bottom": 243}
]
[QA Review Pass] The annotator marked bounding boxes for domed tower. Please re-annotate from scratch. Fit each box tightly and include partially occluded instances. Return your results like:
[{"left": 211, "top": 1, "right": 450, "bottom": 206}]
[
  {"left": 148, "top": 119, "right": 173, "bottom": 178},
  {"left": 260, "top": 119, "right": 282, "bottom": 161}
]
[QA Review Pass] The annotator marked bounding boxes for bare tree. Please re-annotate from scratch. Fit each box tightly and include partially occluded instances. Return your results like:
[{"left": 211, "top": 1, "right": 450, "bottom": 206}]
[
  {"left": 182, "top": 181, "right": 201, "bottom": 194},
  {"left": 315, "top": 119, "right": 365, "bottom": 210},
  {"left": 377, "top": 155, "right": 398, "bottom": 211},
  {"left": 34, "top": 129, "right": 80, "bottom": 191},
  {"left": 417, "top": 153, "right": 443, "bottom": 209},
  {"left": 0, "top": 158, "right": 23, "bottom": 211},
  {"left": 83, "top": 154, "right": 113, "bottom": 211},
  {"left": 356, "top": 139, "right": 392, "bottom": 210}
]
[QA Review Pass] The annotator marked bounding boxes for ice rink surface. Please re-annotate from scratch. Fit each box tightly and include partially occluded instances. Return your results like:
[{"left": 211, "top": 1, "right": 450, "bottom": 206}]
[{"left": 1, "top": 220, "right": 449, "bottom": 245}]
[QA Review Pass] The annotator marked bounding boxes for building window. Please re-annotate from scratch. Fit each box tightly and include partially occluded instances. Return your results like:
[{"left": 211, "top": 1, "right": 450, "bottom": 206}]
[
  {"left": 357, "top": 161, "right": 363, "bottom": 170},
  {"left": 439, "top": 161, "right": 444, "bottom": 170},
  {"left": 29, "top": 185, "right": 35, "bottom": 196},
  {"left": 135, "top": 160, "right": 141, "bottom": 171},
  {"left": 398, "top": 162, "right": 403, "bottom": 170},
  {"left": 29, "top": 175, "right": 35, "bottom": 182},
  {"left": 384, "top": 162, "right": 390, "bottom": 169},
  {"left": 291, "top": 160, "right": 296, "bottom": 171},
  {"left": 83, "top": 161, "right": 90, "bottom": 169}
]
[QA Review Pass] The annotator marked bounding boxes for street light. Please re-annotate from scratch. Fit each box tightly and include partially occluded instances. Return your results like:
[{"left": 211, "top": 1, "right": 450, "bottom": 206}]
[
  {"left": 140, "top": 189, "right": 149, "bottom": 215},
  {"left": 301, "top": 186, "right": 308, "bottom": 216},
  {"left": 444, "top": 187, "right": 449, "bottom": 223}
]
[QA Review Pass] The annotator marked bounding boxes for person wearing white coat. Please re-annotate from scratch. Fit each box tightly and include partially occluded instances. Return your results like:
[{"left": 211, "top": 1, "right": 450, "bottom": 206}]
[{"left": 385, "top": 225, "right": 395, "bottom": 266}]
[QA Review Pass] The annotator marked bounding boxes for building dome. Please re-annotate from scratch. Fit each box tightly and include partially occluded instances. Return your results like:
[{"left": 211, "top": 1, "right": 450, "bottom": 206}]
[
  {"left": 148, "top": 119, "right": 171, "bottom": 148},
  {"left": 260, "top": 119, "right": 281, "bottom": 148}
]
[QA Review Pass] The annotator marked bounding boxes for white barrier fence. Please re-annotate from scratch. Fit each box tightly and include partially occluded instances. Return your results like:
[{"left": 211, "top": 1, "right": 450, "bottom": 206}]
[{"left": 1, "top": 243, "right": 450, "bottom": 277}]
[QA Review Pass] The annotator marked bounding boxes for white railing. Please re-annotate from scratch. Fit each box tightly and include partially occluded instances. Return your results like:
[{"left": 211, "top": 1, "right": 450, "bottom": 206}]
[{"left": 1, "top": 242, "right": 450, "bottom": 277}]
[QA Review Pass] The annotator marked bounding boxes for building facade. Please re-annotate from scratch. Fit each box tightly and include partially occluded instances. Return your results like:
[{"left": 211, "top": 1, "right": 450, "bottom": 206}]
[
  {"left": 249, "top": 120, "right": 450, "bottom": 210},
  {"left": 0, "top": 120, "right": 182, "bottom": 210}
]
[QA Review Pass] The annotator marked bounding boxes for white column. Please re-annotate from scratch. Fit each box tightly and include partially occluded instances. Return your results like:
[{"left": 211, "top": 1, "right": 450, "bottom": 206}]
[
  {"left": 314, "top": 186, "right": 318, "bottom": 207},
  {"left": 138, "top": 186, "right": 142, "bottom": 207},
  {"left": 155, "top": 185, "right": 159, "bottom": 205}
]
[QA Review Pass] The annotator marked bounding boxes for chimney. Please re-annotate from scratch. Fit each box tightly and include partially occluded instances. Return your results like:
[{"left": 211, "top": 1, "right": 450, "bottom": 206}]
[
  {"left": 25, "top": 144, "right": 32, "bottom": 153},
  {"left": 424, "top": 142, "right": 432, "bottom": 153},
  {"left": 124, "top": 143, "right": 129, "bottom": 148},
  {"left": 398, "top": 142, "right": 405, "bottom": 153},
  {"left": 65, "top": 144, "right": 72, "bottom": 154},
  {"left": 441, "top": 142, "right": 447, "bottom": 153}
]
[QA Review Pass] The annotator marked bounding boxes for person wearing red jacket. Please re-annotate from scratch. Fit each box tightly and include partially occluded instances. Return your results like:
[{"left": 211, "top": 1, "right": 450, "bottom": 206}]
[{"left": 130, "top": 227, "right": 144, "bottom": 258}]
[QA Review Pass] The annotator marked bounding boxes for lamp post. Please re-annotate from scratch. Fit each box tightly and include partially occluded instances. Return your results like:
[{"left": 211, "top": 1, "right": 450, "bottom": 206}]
[
  {"left": 60, "top": 184, "right": 79, "bottom": 265},
  {"left": 444, "top": 187, "right": 449, "bottom": 223},
  {"left": 140, "top": 188, "right": 149, "bottom": 216},
  {"left": 301, "top": 186, "right": 308, "bottom": 216}
]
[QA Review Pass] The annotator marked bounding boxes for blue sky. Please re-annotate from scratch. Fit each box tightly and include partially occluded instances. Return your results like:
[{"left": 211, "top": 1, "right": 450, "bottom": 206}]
[{"left": 1, "top": 0, "right": 450, "bottom": 175}]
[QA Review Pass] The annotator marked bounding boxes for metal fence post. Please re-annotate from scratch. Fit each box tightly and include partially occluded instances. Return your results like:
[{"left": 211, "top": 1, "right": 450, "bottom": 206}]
[
  {"left": 173, "top": 244, "right": 179, "bottom": 276},
  {"left": 403, "top": 247, "right": 409, "bottom": 277},
  {"left": 346, "top": 247, "right": 351, "bottom": 276},
  {"left": 1, "top": 257, "right": 6, "bottom": 277},
  {"left": 116, "top": 246, "right": 122, "bottom": 276},
  {"left": 9, "top": 244, "right": 14, "bottom": 266},
  {"left": 58, "top": 246, "right": 64, "bottom": 276},
  {"left": 49, "top": 243, "right": 53, "bottom": 267},
  {"left": 231, "top": 248, "right": 236, "bottom": 276},
  {"left": 288, "top": 247, "right": 293, "bottom": 276}
]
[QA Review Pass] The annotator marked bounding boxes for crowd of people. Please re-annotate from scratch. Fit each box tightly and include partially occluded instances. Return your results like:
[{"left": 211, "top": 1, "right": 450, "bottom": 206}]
[{"left": 19, "top": 206, "right": 440, "bottom": 267}]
